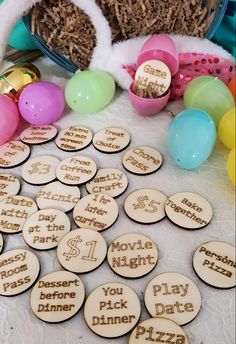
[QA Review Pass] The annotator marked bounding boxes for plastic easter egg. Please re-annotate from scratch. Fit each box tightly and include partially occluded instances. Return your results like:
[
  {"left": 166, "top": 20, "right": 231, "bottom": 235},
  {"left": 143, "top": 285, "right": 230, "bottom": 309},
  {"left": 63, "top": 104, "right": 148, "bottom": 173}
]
[
  {"left": 0, "top": 0, "right": 37, "bottom": 51},
  {"left": 0, "top": 94, "right": 20, "bottom": 145},
  {"left": 228, "top": 77, "right": 236, "bottom": 102},
  {"left": 218, "top": 108, "right": 235, "bottom": 149},
  {"left": 0, "top": 63, "right": 41, "bottom": 101},
  {"left": 227, "top": 148, "right": 236, "bottom": 186},
  {"left": 65, "top": 71, "right": 115, "bottom": 114},
  {"left": 18, "top": 82, "right": 65, "bottom": 125},
  {"left": 168, "top": 108, "right": 216, "bottom": 169},
  {"left": 184, "top": 76, "right": 235, "bottom": 126}
]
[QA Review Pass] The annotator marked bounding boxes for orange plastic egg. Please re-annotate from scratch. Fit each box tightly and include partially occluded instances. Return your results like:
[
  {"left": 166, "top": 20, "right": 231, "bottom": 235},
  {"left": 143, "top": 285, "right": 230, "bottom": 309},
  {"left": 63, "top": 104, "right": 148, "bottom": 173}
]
[{"left": 228, "top": 76, "right": 236, "bottom": 103}]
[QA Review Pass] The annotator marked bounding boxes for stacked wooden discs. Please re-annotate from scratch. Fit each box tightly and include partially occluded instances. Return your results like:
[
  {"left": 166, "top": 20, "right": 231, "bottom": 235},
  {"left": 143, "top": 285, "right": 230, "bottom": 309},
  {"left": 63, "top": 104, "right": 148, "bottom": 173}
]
[{"left": 0, "top": 123, "right": 235, "bottom": 343}]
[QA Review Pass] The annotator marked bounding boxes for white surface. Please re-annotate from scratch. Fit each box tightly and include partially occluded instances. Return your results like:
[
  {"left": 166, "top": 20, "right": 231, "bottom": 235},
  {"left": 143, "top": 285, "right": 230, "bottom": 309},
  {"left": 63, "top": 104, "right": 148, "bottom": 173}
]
[{"left": 0, "top": 58, "right": 235, "bottom": 344}]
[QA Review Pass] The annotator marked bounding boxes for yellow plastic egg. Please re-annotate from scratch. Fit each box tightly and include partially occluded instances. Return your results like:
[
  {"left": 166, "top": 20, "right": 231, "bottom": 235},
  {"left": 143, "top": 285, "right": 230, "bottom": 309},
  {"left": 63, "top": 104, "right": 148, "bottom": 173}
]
[
  {"left": 227, "top": 148, "right": 236, "bottom": 186},
  {"left": 218, "top": 108, "right": 235, "bottom": 149}
]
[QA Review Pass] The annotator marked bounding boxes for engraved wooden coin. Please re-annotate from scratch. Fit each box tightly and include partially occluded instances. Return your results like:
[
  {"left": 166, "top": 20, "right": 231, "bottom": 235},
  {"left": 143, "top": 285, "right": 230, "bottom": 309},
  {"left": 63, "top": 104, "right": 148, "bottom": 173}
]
[
  {"left": 0, "top": 233, "right": 3, "bottom": 254},
  {"left": 193, "top": 241, "right": 236, "bottom": 289},
  {"left": 36, "top": 181, "right": 81, "bottom": 212},
  {"left": 144, "top": 272, "right": 201, "bottom": 325},
  {"left": 0, "top": 248, "right": 40, "bottom": 296},
  {"left": 93, "top": 127, "right": 131, "bottom": 153},
  {"left": 23, "top": 209, "right": 71, "bottom": 250},
  {"left": 0, "top": 174, "right": 21, "bottom": 201},
  {"left": 0, "top": 195, "right": 38, "bottom": 234},
  {"left": 129, "top": 317, "right": 189, "bottom": 344},
  {"left": 124, "top": 188, "right": 167, "bottom": 224},
  {"left": 30, "top": 270, "right": 85, "bottom": 323},
  {"left": 55, "top": 125, "right": 93, "bottom": 151},
  {"left": 165, "top": 192, "right": 213, "bottom": 229},
  {"left": 122, "top": 146, "right": 163, "bottom": 175},
  {"left": 20, "top": 125, "right": 58, "bottom": 145},
  {"left": 135, "top": 60, "right": 172, "bottom": 96},
  {"left": 73, "top": 193, "right": 119, "bottom": 231},
  {"left": 22, "top": 155, "right": 60, "bottom": 185},
  {"left": 57, "top": 227, "right": 107, "bottom": 273},
  {"left": 86, "top": 168, "right": 128, "bottom": 198},
  {"left": 0, "top": 141, "right": 30, "bottom": 168},
  {"left": 56, "top": 156, "right": 97, "bottom": 185},
  {"left": 84, "top": 282, "right": 141, "bottom": 338},
  {"left": 107, "top": 233, "right": 158, "bottom": 278}
]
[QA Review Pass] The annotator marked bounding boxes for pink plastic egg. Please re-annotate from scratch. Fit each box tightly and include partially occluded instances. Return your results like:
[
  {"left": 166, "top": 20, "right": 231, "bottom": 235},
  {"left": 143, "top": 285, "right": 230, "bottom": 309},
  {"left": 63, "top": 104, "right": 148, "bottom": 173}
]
[
  {"left": 18, "top": 81, "right": 65, "bottom": 125},
  {"left": 0, "top": 94, "right": 19, "bottom": 145}
]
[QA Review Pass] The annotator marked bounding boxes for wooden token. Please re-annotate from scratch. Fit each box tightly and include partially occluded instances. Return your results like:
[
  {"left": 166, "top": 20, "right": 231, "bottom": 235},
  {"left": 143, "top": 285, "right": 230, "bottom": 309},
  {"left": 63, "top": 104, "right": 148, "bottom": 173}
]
[
  {"left": 36, "top": 181, "right": 80, "bottom": 212},
  {"left": 122, "top": 146, "right": 163, "bottom": 175},
  {"left": 0, "top": 248, "right": 40, "bottom": 296},
  {"left": 93, "top": 127, "right": 131, "bottom": 153},
  {"left": 0, "top": 174, "right": 21, "bottom": 201},
  {"left": 0, "top": 141, "right": 30, "bottom": 168},
  {"left": 135, "top": 59, "right": 172, "bottom": 97},
  {"left": 144, "top": 272, "right": 201, "bottom": 326},
  {"left": 56, "top": 156, "right": 97, "bottom": 185},
  {"left": 193, "top": 241, "right": 236, "bottom": 289},
  {"left": 0, "top": 233, "right": 3, "bottom": 254},
  {"left": 124, "top": 188, "right": 167, "bottom": 224},
  {"left": 55, "top": 125, "right": 93, "bottom": 151},
  {"left": 73, "top": 193, "right": 119, "bottom": 231},
  {"left": 22, "top": 209, "right": 71, "bottom": 250},
  {"left": 0, "top": 195, "right": 38, "bottom": 234},
  {"left": 129, "top": 317, "right": 189, "bottom": 344},
  {"left": 20, "top": 125, "right": 58, "bottom": 145},
  {"left": 165, "top": 192, "right": 213, "bottom": 229},
  {"left": 22, "top": 155, "right": 60, "bottom": 185},
  {"left": 57, "top": 227, "right": 107, "bottom": 273},
  {"left": 86, "top": 168, "right": 128, "bottom": 198},
  {"left": 30, "top": 270, "right": 85, "bottom": 323},
  {"left": 84, "top": 282, "right": 141, "bottom": 338},
  {"left": 107, "top": 233, "right": 158, "bottom": 278}
]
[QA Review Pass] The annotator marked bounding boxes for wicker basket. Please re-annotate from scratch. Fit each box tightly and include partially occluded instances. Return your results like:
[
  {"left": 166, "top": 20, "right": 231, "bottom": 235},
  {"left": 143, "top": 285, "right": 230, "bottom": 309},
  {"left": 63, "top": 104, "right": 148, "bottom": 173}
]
[{"left": 24, "top": 0, "right": 229, "bottom": 73}]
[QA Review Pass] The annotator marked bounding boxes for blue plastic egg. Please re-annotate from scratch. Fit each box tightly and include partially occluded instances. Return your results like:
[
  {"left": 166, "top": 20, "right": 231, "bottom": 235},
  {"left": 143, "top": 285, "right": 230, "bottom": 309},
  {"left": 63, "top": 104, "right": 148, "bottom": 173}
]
[{"left": 168, "top": 108, "right": 216, "bottom": 169}]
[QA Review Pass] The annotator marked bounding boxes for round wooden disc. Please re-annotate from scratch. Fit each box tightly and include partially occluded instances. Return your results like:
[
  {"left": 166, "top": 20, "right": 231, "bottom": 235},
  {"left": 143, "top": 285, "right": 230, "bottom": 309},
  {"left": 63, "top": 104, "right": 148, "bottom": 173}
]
[
  {"left": 22, "top": 209, "right": 71, "bottom": 250},
  {"left": 0, "top": 174, "right": 21, "bottom": 202},
  {"left": 0, "top": 248, "right": 40, "bottom": 296},
  {"left": 144, "top": 272, "right": 201, "bottom": 325},
  {"left": 56, "top": 156, "right": 97, "bottom": 185},
  {"left": 36, "top": 181, "right": 81, "bottom": 212},
  {"left": 86, "top": 168, "right": 128, "bottom": 198},
  {"left": 165, "top": 192, "right": 213, "bottom": 229},
  {"left": 107, "top": 233, "right": 158, "bottom": 278},
  {"left": 30, "top": 270, "right": 85, "bottom": 323},
  {"left": 93, "top": 127, "right": 131, "bottom": 153},
  {"left": 0, "top": 233, "right": 3, "bottom": 254},
  {"left": 57, "top": 227, "right": 107, "bottom": 273},
  {"left": 122, "top": 146, "right": 163, "bottom": 175},
  {"left": 129, "top": 317, "right": 189, "bottom": 344},
  {"left": 84, "top": 282, "right": 141, "bottom": 338},
  {"left": 193, "top": 241, "right": 236, "bottom": 289},
  {"left": 55, "top": 125, "right": 93, "bottom": 151},
  {"left": 22, "top": 155, "right": 60, "bottom": 185},
  {"left": 73, "top": 193, "right": 119, "bottom": 231},
  {"left": 135, "top": 59, "right": 172, "bottom": 96},
  {"left": 0, "top": 195, "right": 38, "bottom": 234},
  {"left": 20, "top": 125, "right": 58, "bottom": 145},
  {"left": 124, "top": 188, "right": 167, "bottom": 224},
  {"left": 0, "top": 141, "right": 30, "bottom": 168}
]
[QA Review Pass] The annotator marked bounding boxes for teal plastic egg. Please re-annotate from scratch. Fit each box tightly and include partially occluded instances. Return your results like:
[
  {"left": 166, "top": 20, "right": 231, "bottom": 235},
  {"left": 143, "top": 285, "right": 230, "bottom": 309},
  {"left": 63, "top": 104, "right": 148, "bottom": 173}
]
[
  {"left": 65, "top": 70, "right": 116, "bottom": 114},
  {"left": 168, "top": 108, "right": 216, "bottom": 169},
  {"left": 184, "top": 76, "right": 235, "bottom": 126},
  {"left": 0, "top": 0, "right": 37, "bottom": 51}
]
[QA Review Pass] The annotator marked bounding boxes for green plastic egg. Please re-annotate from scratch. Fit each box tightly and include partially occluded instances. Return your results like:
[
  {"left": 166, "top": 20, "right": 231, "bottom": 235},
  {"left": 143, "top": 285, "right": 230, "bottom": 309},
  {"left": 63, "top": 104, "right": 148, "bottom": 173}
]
[
  {"left": 184, "top": 76, "right": 235, "bottom": 126},
  {"left": 65, "top": 70, "right": 116, "bottom": 114}
]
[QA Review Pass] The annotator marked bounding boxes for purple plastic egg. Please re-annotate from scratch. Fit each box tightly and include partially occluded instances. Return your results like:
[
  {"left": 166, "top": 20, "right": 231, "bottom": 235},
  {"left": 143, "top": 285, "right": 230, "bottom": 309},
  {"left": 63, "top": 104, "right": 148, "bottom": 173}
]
[
  {"left": 0, "top": 94, "right": 20, "bottom": 145},
  {"left": 18, "top": 81, "right": 65, "bottom": 125}
]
